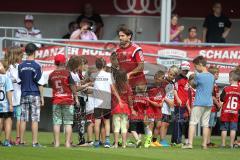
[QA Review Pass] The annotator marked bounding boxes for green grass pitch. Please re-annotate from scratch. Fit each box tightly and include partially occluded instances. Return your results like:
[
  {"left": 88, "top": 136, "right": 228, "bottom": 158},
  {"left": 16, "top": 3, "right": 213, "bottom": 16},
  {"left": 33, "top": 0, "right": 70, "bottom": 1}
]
[{"left": 1, "top": 132, "right": 240, "bottom": 160}]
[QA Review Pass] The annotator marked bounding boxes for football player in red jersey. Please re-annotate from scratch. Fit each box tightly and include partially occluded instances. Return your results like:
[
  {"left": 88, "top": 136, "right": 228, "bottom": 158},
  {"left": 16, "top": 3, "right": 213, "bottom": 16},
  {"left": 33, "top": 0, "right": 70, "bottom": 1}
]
[
  {"left": 220, "top": 70, "right": 240, "bottom": 148},
  {"left": 144, "top": 70, "right": 166, "bottom": 148},
  {"left": 48, "top": 54, "right": 78, "bottom": 148},
  {"left": 207, "top": 66, "right": 221, "bottom": 147},
  {"left": 115, "top": 25, "right": 146, "bottom": 90}
]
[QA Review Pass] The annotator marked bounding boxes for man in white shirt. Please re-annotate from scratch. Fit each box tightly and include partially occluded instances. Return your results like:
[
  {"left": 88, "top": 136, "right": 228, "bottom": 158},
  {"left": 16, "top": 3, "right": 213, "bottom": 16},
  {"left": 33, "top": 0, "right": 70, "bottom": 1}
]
[{"left": 15, "top": 15, "right": 42, "bottom": 48}]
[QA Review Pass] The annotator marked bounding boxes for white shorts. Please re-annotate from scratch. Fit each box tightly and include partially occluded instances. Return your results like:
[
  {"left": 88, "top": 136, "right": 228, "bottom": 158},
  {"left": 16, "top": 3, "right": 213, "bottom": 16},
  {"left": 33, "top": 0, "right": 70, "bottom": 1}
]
[{"left": 189, "top": 106, "right": 211, "bottom": 127}]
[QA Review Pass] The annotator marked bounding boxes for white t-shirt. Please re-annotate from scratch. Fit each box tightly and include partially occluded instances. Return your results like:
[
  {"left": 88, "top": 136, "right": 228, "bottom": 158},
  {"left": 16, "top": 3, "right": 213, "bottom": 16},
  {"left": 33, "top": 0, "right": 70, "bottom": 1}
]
[
  {"left": 162, "top": 82, "right": 175, "bottom": 115},
  {"left": 92, "top": 70, "right": 113, "bottom": 109},
  {"left": 6, "top": 64, "right": 21, "bottom": 106}
]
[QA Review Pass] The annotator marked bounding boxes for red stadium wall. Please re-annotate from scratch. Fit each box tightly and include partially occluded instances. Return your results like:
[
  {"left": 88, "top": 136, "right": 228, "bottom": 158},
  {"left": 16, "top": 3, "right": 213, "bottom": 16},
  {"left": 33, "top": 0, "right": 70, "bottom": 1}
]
[{"left": 0, "top": 0, "right": 239, "bottom": 18}]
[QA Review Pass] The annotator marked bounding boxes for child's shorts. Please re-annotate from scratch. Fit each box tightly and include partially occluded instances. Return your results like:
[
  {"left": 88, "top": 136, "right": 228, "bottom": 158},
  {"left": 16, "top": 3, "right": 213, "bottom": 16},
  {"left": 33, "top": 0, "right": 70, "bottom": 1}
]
[
  {"left": 53, "top": 105, "right": 74, "bottom": 125},
  {"left": 128, "top": 120, "right": 145, "bottom": 134},
  {"left": 220, "top": 122, "right": 238, "bottom": 131}
]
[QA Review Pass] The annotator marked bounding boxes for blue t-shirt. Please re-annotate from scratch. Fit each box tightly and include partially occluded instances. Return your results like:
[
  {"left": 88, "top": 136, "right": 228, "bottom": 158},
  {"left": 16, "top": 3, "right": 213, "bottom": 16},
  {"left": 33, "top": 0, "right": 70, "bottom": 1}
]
[
  {"left": 0, "top": 74, "right": 13, "bottom": 112},
  {"left": 194, "top": 72, "right": 214, "bottom": 107},
  {"left": 18, "top": 60, "right": 42, "bottom": 97}
]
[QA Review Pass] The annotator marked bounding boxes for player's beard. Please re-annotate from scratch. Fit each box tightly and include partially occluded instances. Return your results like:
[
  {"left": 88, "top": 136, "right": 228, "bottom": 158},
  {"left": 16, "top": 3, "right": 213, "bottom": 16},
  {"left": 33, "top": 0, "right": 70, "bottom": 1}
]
[{"left": 119, "top": 39, "right": 130, "bottom": 47}]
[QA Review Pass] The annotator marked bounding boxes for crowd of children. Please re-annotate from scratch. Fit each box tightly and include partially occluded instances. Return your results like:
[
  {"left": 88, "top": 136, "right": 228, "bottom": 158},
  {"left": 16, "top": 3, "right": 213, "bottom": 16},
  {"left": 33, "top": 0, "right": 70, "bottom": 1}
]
[{"left": 0, "top": 43, "right": 240, "bottom": 150}]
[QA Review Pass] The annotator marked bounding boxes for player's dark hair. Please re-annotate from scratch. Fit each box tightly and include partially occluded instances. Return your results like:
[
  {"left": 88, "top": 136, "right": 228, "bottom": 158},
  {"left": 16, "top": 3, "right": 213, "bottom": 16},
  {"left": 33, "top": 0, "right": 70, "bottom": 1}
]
[
  {"left": 117, "top": 25, "right": 133, "bottom": 40},
  {"left": 95, "top": 57, "right": 106, "bottom": 69},
  {"left": 193, "top": 56, "right": 207, "bottom": 66}
]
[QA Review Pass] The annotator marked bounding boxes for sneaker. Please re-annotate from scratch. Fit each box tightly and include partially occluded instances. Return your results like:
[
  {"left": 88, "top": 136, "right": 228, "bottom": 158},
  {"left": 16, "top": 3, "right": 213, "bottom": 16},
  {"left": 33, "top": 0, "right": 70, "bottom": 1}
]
[
  {"left": 171, "top": 143, "right": 183, "bottom": 147},
  {"left": 88, "top": 141, "right": 94, "bottom": 146},
  {"left": 182, "top": 143, "right": 193, "bottom": 149},
  {"left": 151, "top": 141, "right": 162, "bottom": 147},
  {"left": 136, "top": 140, "right": 142, "bottom": 148},
  {"left": 207, "top": 142, "right": 217, "bottom": 148},
  {"left": 32, "top": 143, "right": 43, "bottom": 148},
  {"left": 99, "top": 141, "right": 103, "bottom": 146},
  {"left": 104, "top": 139, "right": 111, "bottom": 148},
  {"left": 2, "top": 140, "right": 12, "bottom": 147},
  {"left": 144, "top": 135, "right": 152, "bottom": 148},
  {"left": 160, "top": 140, "right": 170, "bottom": 147},
  {"left": 233, "top": 144, "right": 239, "bottom": 148},
  {"left": 15, "top": 137, "right": 21, "bottom": 145},
  {"left": 94, "top": 141, "right": 100, "bottom": 148}
]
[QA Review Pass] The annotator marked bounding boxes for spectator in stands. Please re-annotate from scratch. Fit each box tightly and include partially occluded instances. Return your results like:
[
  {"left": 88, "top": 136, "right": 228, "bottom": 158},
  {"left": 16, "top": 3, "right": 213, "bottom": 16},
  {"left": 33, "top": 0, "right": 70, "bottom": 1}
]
[
  {"left": 170, "top": 14, "right": 184, "bottom": 42},
  {"left": 184, "top": 26, "right": 202, "bottom": 43},
  {"left": 15, "top": 15, "right": 42, "bottom": 48},
  {"left": 62, "top": 21, "right": 79, "bottom": 39},
  {"left": 203, "top": 2, "right": 232, "bottom": 43},
  {"left": 76, "top": 3, "right": 104, "bottom": 39},
  {"left": 70, "top": 20, "right": 97, "bottom": 40}
]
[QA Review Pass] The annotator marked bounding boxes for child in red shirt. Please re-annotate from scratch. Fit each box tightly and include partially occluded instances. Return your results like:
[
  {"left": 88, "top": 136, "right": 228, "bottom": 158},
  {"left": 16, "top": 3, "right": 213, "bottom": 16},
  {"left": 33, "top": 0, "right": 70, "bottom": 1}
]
[
  {"left": 112, "top": 70, "right": 133, "bottom": 148},
  {"left": 220, "top": 70, "right": 240, "bottom": 148},
  {"left": 130, "top": 85, "right": 147, "bottom": 148},
  {"left": 145, "top": 70, "right": 166, "bottom": 148},
  {"left": 48, "top": 54, "right": 78, "bottom": 148}
]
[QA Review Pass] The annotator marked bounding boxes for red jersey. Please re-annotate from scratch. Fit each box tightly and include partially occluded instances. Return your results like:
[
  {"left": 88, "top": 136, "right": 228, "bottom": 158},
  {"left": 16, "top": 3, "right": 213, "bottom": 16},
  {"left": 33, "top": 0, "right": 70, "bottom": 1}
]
[
  {"left": 147, "top": 87, "right": 166, "bottom": 119},
  {"left": 220, "top": 85, "right": 240, "bottom": 122},
  {"left": 174, "top": 74, "right": 189, "bottom": 107},
  {"left": 131, "top": 93, "right": 148, "bottom": 120},
  {"left": 116, "top": 43, "right": 146, "bottom": 88},
  {"left": 49, "top": 69, "right": 75, "bottom": 105},
  {"left": 211, "top": 84, "right": 220, "bottom": 112},
  {"left": 112, "top": 84, "right": 132, "bottom": 116}
]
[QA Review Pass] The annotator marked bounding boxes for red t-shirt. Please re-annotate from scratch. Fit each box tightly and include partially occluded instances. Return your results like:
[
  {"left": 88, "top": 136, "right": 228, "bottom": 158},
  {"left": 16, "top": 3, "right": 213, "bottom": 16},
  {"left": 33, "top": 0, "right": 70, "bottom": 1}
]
[
  {"left": 174, "top": 74, "right": 189, "bottom": 107},
  {"left": 112, "top": 84, "right": 133, "bottom": 116},
  {"left": 116, "top": 43, "right": 147, "bottom": 88},
  {"left": 146, "top": 87, "right": 166, "bottom": 119},
  {"left": 220, "top": 85, "right": 240, "bottom": 122},
  {"left": 49, "top": 69, "right": 75, "bottom": 105},
  {"left": 131, "top": 93, "right": 148, "bottom": 120},
  {"left": 211, "top": 84, "right": 220, "bottom": 112}
]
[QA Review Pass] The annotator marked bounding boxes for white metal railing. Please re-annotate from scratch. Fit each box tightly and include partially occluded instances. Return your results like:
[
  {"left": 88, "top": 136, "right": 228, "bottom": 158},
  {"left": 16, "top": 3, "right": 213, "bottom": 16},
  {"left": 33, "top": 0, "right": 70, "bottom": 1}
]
[{"left": 0, "top": 27, "right": 29, "bottom": 48}]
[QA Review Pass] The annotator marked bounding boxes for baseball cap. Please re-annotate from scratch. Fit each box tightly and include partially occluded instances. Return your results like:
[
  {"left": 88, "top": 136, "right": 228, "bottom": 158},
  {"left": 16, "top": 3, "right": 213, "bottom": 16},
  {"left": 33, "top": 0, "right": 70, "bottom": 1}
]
[
  {"left": 180, "top": 61, "right": 190, "bottom": 71},
  {"left": 54, "top": 54, "right": 66, "bottom": 65},
  {"left": 25, "top": 15, "right": 34, "bottom": 21},
  {"left": 25, "top": 43, "right": 38, "bottom": 55}
]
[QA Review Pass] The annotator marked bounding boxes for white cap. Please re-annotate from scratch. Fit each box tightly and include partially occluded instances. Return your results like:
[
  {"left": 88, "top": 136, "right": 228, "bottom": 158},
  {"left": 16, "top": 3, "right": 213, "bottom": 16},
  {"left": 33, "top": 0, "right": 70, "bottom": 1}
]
[
  {"left": 25, "top": 15, "right": 34, "bottom": 21},
  {"left": 180, "top": 61, "right": 190, "bottom": 70}
]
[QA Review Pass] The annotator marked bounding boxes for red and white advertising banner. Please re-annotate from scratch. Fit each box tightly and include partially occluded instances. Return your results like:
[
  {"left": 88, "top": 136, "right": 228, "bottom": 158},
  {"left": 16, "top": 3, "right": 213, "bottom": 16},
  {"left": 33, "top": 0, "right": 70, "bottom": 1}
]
[{"left": 35, "top": 41, "right": 239, "bottom": 84}]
